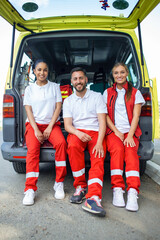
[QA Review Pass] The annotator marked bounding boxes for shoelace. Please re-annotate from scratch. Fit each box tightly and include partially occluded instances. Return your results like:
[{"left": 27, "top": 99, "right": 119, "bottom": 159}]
[
  {"left": 90, "top": 195, "right": 102, "bottom": 207},
  {"left": 114, "top": 188, "right": 125, "bottom": 197},
  {"left": 74, "top": 186, "right": 84, "bottom": 196},
  {"left": 25, "top": 189, "right": 34, "bottom": 196},
  {"left": 56, "top": 183, "right": 63, "bottom": 191},
  {"left": 128, "top": 192, "right": 138, "bottom": 202}
]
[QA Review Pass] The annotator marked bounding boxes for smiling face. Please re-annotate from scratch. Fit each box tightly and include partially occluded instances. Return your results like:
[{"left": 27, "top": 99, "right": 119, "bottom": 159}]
[
  {"left": 112, "top": 65, "right": 128, "bottom": 88},
  {"left": 71, "top": 71, "right": 88, "bottom": 94},
  {"left": 33, "top": 62, "right": 48, "bottom": 85}
]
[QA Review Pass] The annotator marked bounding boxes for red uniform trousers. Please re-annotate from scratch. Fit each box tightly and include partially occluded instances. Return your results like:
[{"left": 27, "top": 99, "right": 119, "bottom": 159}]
[
  {"left": 67, "top": 130, "right": 106, "bottom": 199},
  {"left": 24, "top": 122, "right": 67, "bottom": 192},
  {"left": 106, "top": 132, "right": 140, "bottom": 193}
]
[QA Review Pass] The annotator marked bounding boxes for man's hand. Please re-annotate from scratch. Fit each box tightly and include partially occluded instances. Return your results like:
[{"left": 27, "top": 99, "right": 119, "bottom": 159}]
[
  {"left": 92, "top": 143, "right": 104, "bottom": 158},
  {"left": 75, "top": 130, "right": 92, "bottom": 142}
]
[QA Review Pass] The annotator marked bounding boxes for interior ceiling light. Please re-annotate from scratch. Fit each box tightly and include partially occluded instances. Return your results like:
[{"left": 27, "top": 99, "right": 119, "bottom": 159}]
[
  {"left": 22, "top": 2, "right": 38, "bottom": 12},
  {"left": 112, "top": 0, "right": 129, "bottom": 10}
]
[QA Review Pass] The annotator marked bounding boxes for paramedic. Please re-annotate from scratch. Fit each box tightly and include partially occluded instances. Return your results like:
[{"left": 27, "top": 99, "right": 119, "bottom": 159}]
[
  {"left": 103, "top": 62, "right": 145, "bottom": 212},
  {"left": 63, "top": 67, "right": 107, "bottom": 217},
  {"left": 23, "top": 59, "right": 67, "bottom": 206}
]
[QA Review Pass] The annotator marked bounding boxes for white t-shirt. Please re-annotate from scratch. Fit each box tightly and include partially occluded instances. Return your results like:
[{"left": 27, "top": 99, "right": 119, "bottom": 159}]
[
  {"left": 103, "top": 87, "right": 145, "bottom": 133},
  {"left": 63, "top": 89, "right": 107, "bottom": 131},
  {"left": 24, "top": 81, "right": 62, "bottom": 124}
]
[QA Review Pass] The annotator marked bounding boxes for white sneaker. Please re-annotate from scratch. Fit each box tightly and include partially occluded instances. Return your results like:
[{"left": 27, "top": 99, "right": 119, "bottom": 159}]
[
  {"left": 23, "top": 189, "right": 35, "bottom": 206},
  {"left": 126, "top": 188, "right": 139, "bottom": 212},
  {"left": 113, "top": 187, "right": 125, "bottom": 207},
  {"left": 54, "top": 182, "right": 65, "bottom": 200}
]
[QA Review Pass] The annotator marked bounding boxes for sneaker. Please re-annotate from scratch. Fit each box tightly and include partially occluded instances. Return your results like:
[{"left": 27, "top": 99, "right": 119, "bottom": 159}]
[
  {"left": 126, "top": 188, "right": 139, "bottom": 212},
  {"left": 82, "top": 195, "right": 106, "bottom": 217},
  {"left": 23, "top": 189, "right": 35, "bottom": 206},
  {"left": 112, "top": 187, "right": 125, "bottom": 207},
  {"left": 70, "top": 186, "right": 86, "bottom": 204},
  {"left": 54, "top": 182, "right": 65, "bottom": 200}
]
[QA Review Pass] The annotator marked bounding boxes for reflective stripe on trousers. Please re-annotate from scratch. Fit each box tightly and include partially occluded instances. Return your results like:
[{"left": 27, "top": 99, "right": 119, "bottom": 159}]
[
  {"left": 24, "top": 122, "right": 67, "bottom": 192},
  {"left": 67, "top": 130, "right": 106, "bottom": 199},
  {"left": 107, "top": 132, "right": 140, "bottom": 193}
]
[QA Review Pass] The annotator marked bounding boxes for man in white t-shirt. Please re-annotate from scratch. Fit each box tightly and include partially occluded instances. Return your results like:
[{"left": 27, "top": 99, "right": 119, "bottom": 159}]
[{"left": 63, "top": 67, "right": 107, "bottom": 217}]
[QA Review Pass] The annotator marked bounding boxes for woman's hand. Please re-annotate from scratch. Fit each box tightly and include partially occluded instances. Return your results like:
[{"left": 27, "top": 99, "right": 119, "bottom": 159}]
[
  {"left": 43, "top": 126, "right": 52, "bottom": 140},
  {"left": 115, "top": 130, "right": 124, "bottom": 142},
  {"left": 92, "top": 143, "right": 104, "bottom": 158},
  {"left": 124, "top": 135, "right": 136, "bottom": 147},
  {"left": 34, "top": 129, "right": 44, "bottom": 144}
]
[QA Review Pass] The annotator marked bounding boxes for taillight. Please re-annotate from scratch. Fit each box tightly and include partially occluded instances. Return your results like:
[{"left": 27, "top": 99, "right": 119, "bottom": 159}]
[
  {"left": 3, "top": 94, "right": 15, "bottom": 118},
  {"left": 141, "top": 93, "right": 152, "bottom": 117}
]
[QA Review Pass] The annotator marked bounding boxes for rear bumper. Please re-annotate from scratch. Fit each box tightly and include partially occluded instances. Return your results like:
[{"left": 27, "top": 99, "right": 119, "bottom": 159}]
[
  {"left": 1, "top": 140, "right": 154, "bottom": 163},
  {"left": 138, "top": 140, "right": 154, "bottom": 160},
  {"left": 1, "top": 142, "right": 56, "bottom": 162}
]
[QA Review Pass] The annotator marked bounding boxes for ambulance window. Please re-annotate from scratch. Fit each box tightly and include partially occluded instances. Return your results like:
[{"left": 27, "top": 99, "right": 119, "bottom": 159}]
[
  {"left": 14, "top": 52, "right": 36, "bottom": 99},
  {"left": 20, "top": 53, "right": 35, "bottom": 84},
  {"left": 125, "top": 53, "right": 138, "bottom": 87}
]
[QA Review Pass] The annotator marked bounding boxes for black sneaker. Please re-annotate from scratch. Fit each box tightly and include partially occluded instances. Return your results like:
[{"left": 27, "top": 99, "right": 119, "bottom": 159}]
[
  {"left": 70, "top": 186, "right": 86, "bottom": 204},
  {"left": 82, "top": 195, "right": 106, "bottom": 217}
]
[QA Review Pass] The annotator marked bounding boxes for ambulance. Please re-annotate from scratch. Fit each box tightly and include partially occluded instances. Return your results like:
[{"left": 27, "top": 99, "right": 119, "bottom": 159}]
[{"left": 1, "top": 0, "right": 159, "bottom": 175}]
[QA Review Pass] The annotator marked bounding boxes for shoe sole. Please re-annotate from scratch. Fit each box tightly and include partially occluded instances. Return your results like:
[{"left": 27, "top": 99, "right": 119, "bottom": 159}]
[
  {"left": 70, "top": 196, "right": 86, "bottom": 204},
  {"left": 112, "top": 202, "right": 125, "bottom": 208},
  {"left": 54, "top": 193, "right": 65, "bottom": 200},
  {"left": 126, "top": 207, "right": 138, "bottom": 212},
  {"left": 23, "top": 201, "right": 34, "bottom": 206},
  {"left": 55, "top": 196, "right": 65, "bottom": 200},
  {"left": 82, "top": 205, "right": 106, "bottom": 217}
]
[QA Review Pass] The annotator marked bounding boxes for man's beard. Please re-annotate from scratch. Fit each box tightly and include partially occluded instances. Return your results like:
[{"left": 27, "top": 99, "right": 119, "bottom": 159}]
[{"left": 74, "top": 83, "right": 87, "bottom": 92}]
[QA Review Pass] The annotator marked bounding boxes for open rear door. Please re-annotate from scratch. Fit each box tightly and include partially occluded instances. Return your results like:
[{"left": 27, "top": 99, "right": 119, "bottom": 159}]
[
  {"left": 150, "top": 78, "right": 160, "bottom": 139},
  {"left": 0, "top": 0, "right": 160, "bottom": 31}
]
